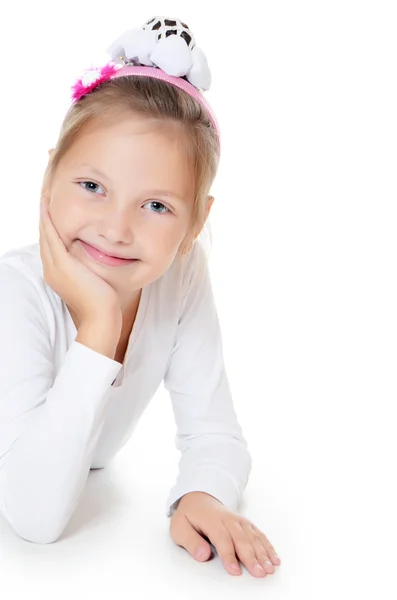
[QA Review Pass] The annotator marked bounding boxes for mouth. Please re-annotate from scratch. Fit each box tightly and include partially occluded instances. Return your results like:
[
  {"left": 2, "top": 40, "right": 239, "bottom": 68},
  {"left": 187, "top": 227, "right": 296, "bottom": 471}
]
[{"left": 78, "top": 240, "right": 139, "bottom": 267}]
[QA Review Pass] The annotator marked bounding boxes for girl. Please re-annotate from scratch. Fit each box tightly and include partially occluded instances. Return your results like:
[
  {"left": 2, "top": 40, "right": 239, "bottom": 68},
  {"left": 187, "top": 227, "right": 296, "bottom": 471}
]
[{"left": 0, "top": 16, "right": 280, "bottom": 579}]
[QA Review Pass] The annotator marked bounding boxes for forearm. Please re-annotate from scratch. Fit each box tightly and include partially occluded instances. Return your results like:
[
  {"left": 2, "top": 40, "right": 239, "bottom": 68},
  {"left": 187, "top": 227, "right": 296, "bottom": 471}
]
[{"left": 0, "top": 318, "right": 121, "bottom": 544}]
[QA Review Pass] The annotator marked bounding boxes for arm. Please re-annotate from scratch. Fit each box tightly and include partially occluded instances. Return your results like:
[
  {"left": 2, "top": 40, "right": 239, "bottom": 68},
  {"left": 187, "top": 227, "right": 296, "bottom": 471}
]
[
  {"left": 0, "top": 264, "right": 122, "bottom": 544},
  {"left": 163, "top": 241, "right": 252, "bottom": 517}
]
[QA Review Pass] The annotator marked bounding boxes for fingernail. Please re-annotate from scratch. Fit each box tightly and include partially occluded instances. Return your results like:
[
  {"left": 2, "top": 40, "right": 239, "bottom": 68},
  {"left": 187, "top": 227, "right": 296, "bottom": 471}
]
[
  {"left": 230, "top": 563, "right": 240, "bottom": 573},
  {"left": 272, "top": 554, "right": 280, "bottom": 562},
  {"left": 254, "top": 563, "right": 266, "bottom": 574},
  {"left": 195, "top": 547, "right": 208, "bottom": 560}
]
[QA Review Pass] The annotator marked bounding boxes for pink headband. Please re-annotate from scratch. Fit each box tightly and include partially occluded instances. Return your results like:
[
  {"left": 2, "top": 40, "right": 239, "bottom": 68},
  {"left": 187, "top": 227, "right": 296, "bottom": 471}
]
[{"left": 70, "top": 17, "right": 221, "bottom": 153}]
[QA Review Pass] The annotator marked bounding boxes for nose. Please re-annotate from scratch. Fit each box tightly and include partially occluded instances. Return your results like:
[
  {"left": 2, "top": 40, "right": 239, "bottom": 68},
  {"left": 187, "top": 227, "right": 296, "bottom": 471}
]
[{"left": 97, "top": 205, "right": 136, "bottom": 245}]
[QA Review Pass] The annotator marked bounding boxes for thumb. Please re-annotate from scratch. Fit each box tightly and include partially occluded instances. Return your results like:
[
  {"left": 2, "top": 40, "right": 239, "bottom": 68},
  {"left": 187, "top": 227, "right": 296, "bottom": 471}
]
[{"left": 172, "top": 515, "right": 212, "bottom": 562}]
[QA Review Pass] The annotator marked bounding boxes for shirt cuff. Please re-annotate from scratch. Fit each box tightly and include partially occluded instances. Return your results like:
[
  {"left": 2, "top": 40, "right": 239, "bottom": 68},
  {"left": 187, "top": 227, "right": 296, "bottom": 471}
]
[{"left": 165, "top": 466, "right": 240, "bottom": 517}]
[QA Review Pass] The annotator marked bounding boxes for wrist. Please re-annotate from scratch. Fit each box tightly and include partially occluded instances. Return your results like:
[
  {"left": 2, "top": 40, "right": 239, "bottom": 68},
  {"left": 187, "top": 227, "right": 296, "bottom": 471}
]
[
  {"left": 177, "top": 491, "right": 222, "bottom": 507},
  {"left": 76, "top": 317, "right": 121, "bottom": 360}
]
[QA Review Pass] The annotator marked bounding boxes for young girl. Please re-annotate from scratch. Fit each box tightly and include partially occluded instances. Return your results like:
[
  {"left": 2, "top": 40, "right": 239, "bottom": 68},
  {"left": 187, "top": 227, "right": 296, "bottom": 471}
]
[{"left": 0, "top": 16, "right": 280, "bottom": 578}]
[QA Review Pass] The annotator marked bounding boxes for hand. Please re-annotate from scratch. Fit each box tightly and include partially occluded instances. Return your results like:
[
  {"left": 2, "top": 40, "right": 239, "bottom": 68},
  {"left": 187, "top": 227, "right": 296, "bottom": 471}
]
[
  {"left": 169, "top": 491, "right": 281, "bottom": 578},
  {"left": 39, "top": 196, "right": 122, "bottom": 325}
]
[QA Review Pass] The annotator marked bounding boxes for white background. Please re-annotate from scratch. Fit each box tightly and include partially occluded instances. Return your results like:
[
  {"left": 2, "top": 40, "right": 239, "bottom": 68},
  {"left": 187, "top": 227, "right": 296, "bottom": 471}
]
[{"left": 0, "top": 1, "right": 396, "bottom": 598}]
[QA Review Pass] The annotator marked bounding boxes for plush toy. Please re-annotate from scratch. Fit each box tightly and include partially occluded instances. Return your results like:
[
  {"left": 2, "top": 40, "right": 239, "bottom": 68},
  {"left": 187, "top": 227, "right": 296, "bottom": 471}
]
[{"left": 106, "top": 16, "right": 211, "bottom": 91}]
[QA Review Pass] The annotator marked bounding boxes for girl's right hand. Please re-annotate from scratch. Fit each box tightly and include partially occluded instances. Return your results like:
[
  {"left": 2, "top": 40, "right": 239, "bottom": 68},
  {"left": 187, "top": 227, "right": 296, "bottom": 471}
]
[{"left": 39, "top": 196, "right": 122, "bottom": 327}]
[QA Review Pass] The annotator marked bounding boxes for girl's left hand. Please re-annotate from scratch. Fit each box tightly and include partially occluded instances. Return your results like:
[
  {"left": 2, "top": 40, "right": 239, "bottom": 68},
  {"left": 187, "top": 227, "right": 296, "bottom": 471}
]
[{"left": 169, "top": 491, "right": 281, "bottom": 578}]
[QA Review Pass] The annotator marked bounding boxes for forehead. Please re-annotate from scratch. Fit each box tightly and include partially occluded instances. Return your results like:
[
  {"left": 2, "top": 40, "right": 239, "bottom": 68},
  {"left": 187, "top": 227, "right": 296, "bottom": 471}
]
[
  {"left": 73, "top": 114, "right": 192, "bottom": 159},
  {"left": 63, "top": 114, "right": 196, "bottom": 193}
]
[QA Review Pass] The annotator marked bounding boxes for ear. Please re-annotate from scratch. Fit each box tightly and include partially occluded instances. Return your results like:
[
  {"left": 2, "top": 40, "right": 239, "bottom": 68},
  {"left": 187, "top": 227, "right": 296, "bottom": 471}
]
[
  {"left": 205, "top": 195, "right": 215, "bottom": 218},
  {"left": 179, "top": 196, "right": 216, "bottom": 256},
  {"left": 191, "top": 195, "right": 215, "bottom": 242}
]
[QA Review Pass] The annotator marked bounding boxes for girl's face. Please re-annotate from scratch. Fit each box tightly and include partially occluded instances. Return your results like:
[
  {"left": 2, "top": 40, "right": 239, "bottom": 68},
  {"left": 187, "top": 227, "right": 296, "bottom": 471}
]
[{"left": 44, "top": 115, "right": 207, "bottom": 307}]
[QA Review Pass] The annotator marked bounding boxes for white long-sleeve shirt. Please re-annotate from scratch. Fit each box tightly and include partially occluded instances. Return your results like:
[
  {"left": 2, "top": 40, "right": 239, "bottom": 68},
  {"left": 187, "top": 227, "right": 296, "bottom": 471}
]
[{"left": 0, "top": 238, "right": 251, "bottom": 544}]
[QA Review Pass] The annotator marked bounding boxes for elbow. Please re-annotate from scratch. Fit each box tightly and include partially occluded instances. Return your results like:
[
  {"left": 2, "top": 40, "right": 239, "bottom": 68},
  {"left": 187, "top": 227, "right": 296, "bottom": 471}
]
[
  {"left": 13, "top": 523, "right": 64, "bottom": 545},
  {"left": 4, "top": 508, "right": 68, "bottom": 544},
  {"left": 10, "top": 518, "right": 65, "bottom": 544},
  {"left": 0, "top": 479, "right": 76, "bottom": 544},
  {"left": 0, "top": 470, "right": 72, "bottom": 544}
]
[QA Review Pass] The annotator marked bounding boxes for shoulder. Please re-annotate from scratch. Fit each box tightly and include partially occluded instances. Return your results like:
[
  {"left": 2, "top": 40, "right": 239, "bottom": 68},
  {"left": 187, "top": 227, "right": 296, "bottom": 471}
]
[
  {"left": 0, "top": 242, "right": 44, "bottom": 286},
  {"left": 176, "top": 238, "right": 213, "bottom": 317},
  {"left": 0, "top": 242, "right": 55, "bottom": 320},
  {"left": 155, "top": 237, "right": 210, "bottom": 300},
  {"left": 151, "top": 238, "right": 212, "bottom": 319},
  {"left": 181, "top": 237, "right": 210, "bottom": 289}
]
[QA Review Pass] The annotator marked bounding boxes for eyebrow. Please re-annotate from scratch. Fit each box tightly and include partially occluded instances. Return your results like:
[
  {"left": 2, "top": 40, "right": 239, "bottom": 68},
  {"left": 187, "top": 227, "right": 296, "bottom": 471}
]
[{"left": 74, "top": 164, "right": 187, "bottom": 203}]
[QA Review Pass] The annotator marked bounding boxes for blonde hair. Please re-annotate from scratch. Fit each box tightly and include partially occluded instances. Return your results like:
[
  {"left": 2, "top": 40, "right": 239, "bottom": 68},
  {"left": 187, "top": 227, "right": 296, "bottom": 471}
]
[{"left": 41, "top": 76, "right": 220, "bottom": 256}]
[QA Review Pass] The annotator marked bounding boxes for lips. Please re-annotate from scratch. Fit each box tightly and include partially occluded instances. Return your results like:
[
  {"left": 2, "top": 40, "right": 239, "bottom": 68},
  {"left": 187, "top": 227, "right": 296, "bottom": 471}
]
[
  {"left": 82, "top": 241, "right": 132, "bottom": 259},
  {"left": 79, "top": 240, "right": 138, "bottom": 267}
]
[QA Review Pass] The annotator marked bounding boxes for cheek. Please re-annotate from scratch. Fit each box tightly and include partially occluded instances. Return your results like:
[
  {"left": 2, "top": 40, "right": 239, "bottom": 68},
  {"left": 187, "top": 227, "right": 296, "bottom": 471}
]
[
  {"left": 150, "top": 228, "right": 182, "bottom": 253},
  {"left": 50, "top": 207, "right": 79, "bottom": 246}
]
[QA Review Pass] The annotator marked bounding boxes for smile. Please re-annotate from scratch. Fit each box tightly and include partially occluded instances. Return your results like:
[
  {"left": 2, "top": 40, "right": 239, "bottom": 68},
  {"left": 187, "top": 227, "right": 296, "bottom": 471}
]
[{"left": 79, "top": 240, "right": 138, "bottom": 267}]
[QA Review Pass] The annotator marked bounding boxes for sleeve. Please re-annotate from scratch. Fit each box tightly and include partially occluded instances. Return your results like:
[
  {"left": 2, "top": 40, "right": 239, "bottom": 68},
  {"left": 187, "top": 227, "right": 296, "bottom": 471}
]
[
  {"left": 0, "top": 263, "right": 122, "bottom": 544},
  {"left": 163, "top": 241, "right": 252, "bottom": 517}
]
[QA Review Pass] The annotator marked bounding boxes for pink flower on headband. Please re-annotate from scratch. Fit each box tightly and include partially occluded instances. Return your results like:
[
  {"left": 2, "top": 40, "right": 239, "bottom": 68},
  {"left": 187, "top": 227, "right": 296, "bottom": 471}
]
[{"left": 71, "top": 62, "right": 122, "bottom": 103}]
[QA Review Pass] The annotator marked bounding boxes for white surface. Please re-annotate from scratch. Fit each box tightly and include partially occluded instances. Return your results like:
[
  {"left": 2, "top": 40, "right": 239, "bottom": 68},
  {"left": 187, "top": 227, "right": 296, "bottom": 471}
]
[
  {"left": 0, "top": 386, "right": 297, "bottom": 598},
  {"left": 0, "top": 1, "right": 396, "bottom": 598},
  {"left": 0, "top": 380, "right": 394, "bottom": 598}
]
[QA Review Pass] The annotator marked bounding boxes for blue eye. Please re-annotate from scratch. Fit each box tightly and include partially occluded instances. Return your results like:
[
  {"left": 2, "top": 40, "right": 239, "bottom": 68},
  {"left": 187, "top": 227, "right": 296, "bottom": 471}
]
[
  {"left": 79, "top": 181, "right": 105, "bottom": 195},
  {"left": 79, "top": 182, "right": 170, "bottom": 214},
  {"left": 143, "top": 201, "right": 170, "bottom": 214}
]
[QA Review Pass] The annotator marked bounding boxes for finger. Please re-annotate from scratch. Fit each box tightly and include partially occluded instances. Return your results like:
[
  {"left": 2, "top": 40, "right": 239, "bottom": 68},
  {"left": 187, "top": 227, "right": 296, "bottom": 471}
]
[
  {"left": 39, "top": 198, "right": 68, "bottom": 260},
  {"left": 39, "top": 199, "right": 53, "bottom": 252},
  {"left": 243, "top": 523, "right": 276, "bottom": 574},
  {"left": 226, "top": 519, "right": 268, "bottom": 578},
  {"left": 40, "top": 197, "right": 57, "bottom": 241},
  {"left": 251, "top": 524, "right": 281, "bottom": 566},
  {"left": 170, "top": 514, "right": 212, "bottom": 563},
  {"left": 39, "top": 196, "right": 50, "bottom": 225},
  {"left": 206, "top": 521, "right": 245, "bottom": 577},
  {"left": 39, "top": 214, "right": 54, "bottom": 266},
  {"left": 40, "top": 194, "right": 51, "bottom": 211}
]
